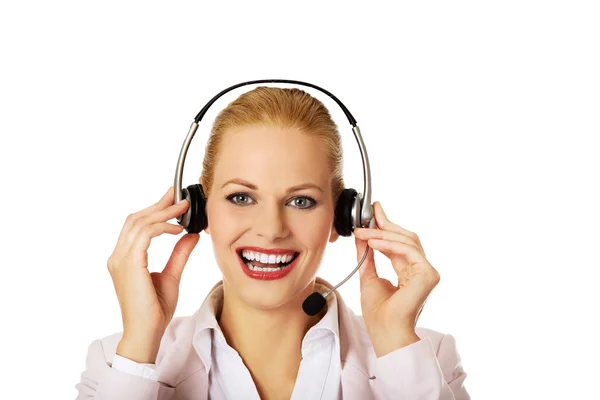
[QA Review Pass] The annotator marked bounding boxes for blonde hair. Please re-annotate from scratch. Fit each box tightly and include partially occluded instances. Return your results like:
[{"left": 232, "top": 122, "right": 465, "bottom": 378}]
[{"left": 199, "top": 86, "right": 345, "bottom": 204}]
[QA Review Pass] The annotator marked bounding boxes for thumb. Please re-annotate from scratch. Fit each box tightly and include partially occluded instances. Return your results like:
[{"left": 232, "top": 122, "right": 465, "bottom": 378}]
[
  {"left": 355, "top": 235, "right": 378, "bottom": 283},
  {"left": 162, "top": 233, "right": 200, "bottom": 283}
]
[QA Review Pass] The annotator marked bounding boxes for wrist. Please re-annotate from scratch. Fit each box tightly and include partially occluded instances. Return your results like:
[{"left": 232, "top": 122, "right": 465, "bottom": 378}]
[{"left": 116, "top": 335, "right": 161, "bottom": 364}]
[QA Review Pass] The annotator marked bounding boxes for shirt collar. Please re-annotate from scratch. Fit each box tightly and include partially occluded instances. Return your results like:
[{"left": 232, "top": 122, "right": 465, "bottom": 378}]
[
  {"left": 303, "top": 282, "right": 340, "bottom": 341},
  {"left": 191, "top": 280, "right": 340, "bottom": 373}
]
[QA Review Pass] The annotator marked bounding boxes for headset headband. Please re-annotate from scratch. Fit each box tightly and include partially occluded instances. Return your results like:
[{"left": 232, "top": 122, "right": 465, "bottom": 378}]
[{"left": 174, "top": 79, "right": 373, "bottom": 228}]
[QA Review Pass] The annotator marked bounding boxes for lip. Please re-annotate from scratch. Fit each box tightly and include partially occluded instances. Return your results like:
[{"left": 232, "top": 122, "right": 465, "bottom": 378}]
[{"left": 236, "top": 249, "right": 301, "bottom": 281}]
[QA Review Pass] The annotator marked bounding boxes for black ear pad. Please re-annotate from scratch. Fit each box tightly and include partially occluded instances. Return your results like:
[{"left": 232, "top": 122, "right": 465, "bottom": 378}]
[
  {"left": 184, "top": 184, "right": 208, "bottom": 234},
  {"left": 334, "top": 188, "right": 358, "bottom": 237}
]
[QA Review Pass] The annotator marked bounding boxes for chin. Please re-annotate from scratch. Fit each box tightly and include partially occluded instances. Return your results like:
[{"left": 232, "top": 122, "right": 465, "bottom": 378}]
[{"left": 221, "top": 254, "right": 317, "bottom": 311}]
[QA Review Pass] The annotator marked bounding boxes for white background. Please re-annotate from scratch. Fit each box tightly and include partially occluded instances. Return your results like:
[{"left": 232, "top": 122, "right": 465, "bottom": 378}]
[{"left": 1, "top": 1, "right": 598, "bottom": 399}]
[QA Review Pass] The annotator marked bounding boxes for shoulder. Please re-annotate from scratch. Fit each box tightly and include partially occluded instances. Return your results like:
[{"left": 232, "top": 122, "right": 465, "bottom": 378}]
[{"left": 415, "top": 326, "right": 451, "bottom": 351}]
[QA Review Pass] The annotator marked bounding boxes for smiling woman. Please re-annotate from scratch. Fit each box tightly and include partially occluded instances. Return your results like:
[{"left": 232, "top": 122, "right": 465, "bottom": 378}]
[
  {"left": 205, "top": 122, "right": 342, "bottom": 314},
  {"left": 75, "top": 84, "right": 470, "bottom": 400}
]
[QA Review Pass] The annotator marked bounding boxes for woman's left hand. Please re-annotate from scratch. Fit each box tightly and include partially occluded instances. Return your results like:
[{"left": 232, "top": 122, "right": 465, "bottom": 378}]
[{"left": 354, "top": 201, "right": 440, "bottom": 357}]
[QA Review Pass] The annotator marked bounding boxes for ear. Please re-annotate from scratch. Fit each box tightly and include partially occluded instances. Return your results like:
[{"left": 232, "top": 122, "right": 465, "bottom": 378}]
[
  {"left": 203, "top": 194, "right": 210, "bottom": 235},
  {"left": 328, "top": 222, "right": 340, "bottom": 243}
]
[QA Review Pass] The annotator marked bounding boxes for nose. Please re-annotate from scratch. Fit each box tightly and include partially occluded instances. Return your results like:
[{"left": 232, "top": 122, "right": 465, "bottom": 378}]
[{"left": 255, "top": 202, "right": 290, "bottom": 242}]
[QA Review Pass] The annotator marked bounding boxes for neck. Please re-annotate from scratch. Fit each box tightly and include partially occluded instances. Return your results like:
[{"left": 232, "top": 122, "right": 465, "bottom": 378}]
[{"left": 217, "top": 280, "right": 326, "bottom": 379}]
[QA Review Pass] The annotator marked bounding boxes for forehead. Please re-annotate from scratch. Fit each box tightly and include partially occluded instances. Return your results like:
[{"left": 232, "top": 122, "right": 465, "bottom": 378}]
[{"left": 213, "top": 125, "right": 330, "bottom": 188}]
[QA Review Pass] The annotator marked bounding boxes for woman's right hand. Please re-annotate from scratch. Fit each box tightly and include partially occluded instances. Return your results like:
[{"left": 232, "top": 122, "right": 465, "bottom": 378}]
[{"left": 107, "top": 186, "right": 201, "bottom": 363}]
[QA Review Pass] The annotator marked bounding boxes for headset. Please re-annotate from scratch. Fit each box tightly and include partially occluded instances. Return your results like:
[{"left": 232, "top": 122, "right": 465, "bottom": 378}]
[{"left": 173, "top": 79, "right": 376, "bottom": 316}]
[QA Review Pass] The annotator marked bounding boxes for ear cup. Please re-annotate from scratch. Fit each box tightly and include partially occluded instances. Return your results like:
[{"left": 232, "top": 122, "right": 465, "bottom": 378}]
[
  {"left": 183, "top": 184, "right": 208, "bottom": 234},
  {"left": 334, "top": 188, "right": 358, "bottom": 237}
]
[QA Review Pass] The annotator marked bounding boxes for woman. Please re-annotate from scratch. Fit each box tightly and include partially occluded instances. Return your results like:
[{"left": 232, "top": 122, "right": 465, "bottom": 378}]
[{"left": 75, "top": 87, "right": 470, "bottom": 399}]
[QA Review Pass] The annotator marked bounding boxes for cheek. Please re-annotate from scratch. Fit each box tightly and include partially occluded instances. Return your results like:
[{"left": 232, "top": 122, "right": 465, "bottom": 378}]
[
  {"left": 211, "top": 216, "right": 244, "bottom": 239},
  {"left": 206, "top": 203, "right": 245, "bottom": 243},
  {"left": 291, "top": 212, "right": 334, "bottom": 248}
]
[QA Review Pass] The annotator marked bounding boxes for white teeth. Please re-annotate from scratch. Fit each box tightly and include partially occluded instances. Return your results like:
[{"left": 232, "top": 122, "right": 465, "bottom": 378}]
[
  {"left": 245, "top": 262, "right": 285, "bottom": 272},
  {"left": 241, "top": 250, "right": 297, "bottom": 265}
]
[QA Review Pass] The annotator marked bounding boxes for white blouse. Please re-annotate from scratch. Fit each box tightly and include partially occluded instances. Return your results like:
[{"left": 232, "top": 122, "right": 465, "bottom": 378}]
[{"left": 112, "top": 283, "right": 342, "bottom": 399}]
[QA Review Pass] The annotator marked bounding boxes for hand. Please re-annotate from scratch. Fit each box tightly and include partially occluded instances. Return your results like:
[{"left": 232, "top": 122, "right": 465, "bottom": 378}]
[
  {"left": 354, "top": 201, "right": 440, "bottom": 357},
  {"left": 107, "top": 186, "right": 201, "bottom": 363}
]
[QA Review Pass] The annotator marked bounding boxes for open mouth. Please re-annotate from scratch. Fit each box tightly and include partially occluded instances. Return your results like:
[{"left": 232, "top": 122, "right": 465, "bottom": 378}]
[{"left": 237, "top": 250, "right": 300, "bottom": 272}]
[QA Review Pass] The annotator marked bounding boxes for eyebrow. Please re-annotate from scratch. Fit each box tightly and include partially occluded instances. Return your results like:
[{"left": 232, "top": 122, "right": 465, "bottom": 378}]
[{"left": 221, "top": 178, "right": 324, "bottom": 194}]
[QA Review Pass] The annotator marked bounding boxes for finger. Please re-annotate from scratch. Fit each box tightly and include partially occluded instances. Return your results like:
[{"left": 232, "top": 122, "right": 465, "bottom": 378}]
[
  {"left": 143, "top": 198, "right": 190, "bottom": 226},
  {"left": 355, "top": 235, "right": 378, "bottom": 283},
  {"left": 354, "top": 227, "right": 424, "bottom": 256},
  {"left": 129, "top": 222, "right": 186, "bottom": 262},
  {"left": 366, "top": 238, "right": 429, "bottom": 277},
  {"left": 372, "top": 202, "right": 423, "bottom": 248},
  {"left": 126, "top": 186, "right": 181, "bottom": 228},
  {"left": 116, "top": 186, "right": 179, "bottom": 249},
  {"left": 162, "top": 233, "right": 200, "bottom": 283},
  {"left": 155, "top": 185, "right": 179, "bottom": 209},
  {"left": 136, "top": 186, "right": 177, "bottom": 218},
  {"left": 123, "top": 200, "right": 189, "bottom": 250}
]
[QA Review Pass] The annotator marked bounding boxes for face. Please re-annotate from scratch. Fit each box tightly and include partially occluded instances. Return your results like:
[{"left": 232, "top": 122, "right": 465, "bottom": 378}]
[{"left": 204, "top": 124, "right": 340, "bottom": 310}]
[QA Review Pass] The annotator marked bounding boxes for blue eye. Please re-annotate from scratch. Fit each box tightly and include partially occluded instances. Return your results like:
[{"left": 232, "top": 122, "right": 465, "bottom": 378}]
[
  {"left": 228, "top": 193, "right": 252, "bottom": 206},
  {"left": 226, "top": 192, "right": 317, "bottom": 209},
  {"left": 290, "top": 197, "right": 316, "bottom": 209}
]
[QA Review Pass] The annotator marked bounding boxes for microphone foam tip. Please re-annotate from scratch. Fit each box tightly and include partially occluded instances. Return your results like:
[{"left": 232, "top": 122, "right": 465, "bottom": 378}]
[{"left": 302, "top": 292, "right": 326, "bottom": 316}]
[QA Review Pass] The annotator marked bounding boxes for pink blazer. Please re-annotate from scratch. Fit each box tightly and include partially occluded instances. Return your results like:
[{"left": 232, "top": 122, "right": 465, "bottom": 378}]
[{"left": 75, "top": 277, "right": 469, "bottom": 399}]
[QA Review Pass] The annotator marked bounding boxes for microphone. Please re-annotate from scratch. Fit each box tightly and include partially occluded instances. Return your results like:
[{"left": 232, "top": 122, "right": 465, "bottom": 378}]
[{"left": 302, "top": 242, "right": 372, "bottom": 316}]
